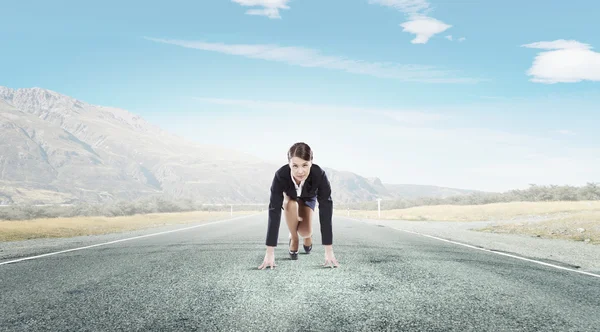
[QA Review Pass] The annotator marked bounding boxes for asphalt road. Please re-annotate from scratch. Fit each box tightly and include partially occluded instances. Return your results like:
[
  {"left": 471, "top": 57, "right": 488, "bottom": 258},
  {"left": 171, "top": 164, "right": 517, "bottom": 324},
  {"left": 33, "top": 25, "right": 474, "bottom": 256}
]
[{"left": 1, "top": 213, "right": 599, "bottom": 332}]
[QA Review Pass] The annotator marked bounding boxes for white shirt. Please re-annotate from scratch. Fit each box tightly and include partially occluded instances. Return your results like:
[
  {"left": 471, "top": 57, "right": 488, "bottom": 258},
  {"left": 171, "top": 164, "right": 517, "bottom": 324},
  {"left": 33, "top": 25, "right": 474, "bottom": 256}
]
[{"left": 291, "top": 169, "right": 305, "bottom": 197}]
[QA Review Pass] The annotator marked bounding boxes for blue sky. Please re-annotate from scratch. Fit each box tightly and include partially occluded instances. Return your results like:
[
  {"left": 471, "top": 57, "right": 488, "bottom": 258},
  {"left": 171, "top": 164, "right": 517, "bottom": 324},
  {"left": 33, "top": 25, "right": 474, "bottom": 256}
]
[{"left": 2, "top": 0, "right": 600, "bottom": 192}]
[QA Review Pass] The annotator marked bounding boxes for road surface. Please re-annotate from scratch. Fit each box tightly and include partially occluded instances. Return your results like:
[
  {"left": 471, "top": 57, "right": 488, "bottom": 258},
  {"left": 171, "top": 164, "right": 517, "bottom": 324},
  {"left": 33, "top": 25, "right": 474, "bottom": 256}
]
[{"left": 1, "top": 213, "right": 599, "bottom": 331}]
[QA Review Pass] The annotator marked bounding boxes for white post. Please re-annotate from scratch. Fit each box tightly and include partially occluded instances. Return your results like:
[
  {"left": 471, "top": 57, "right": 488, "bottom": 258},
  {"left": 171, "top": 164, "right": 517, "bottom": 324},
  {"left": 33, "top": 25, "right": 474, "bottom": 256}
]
[
  {"left": 347, "top": 207, "right": 349, "bottom": 216},
  {"left": 377, "top": 198, "right": 381, "bottom": 219},
  {"left": 230, "top": 204, "right": 233, "bottom": 216}
]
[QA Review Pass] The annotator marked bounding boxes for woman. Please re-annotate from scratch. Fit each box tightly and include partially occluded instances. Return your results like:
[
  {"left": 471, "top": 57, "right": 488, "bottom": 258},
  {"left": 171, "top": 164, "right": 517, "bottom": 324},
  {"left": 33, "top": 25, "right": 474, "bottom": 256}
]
[{"left": 258, "top": 142, "right": 340, "bottom": 269}]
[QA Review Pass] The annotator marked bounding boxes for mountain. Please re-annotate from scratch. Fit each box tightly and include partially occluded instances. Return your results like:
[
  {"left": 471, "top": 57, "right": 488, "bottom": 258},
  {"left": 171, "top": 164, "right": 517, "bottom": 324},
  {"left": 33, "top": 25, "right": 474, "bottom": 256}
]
[
  {"left": 0, "top": 86, "right": 276, "bottom": 205},
  {"left": 381, "top": 183, "right": 482, "bottom": 200},
  {"left": 321, "top": 169, "right": 483, "bottom": 202},
  {"left": 0, "top": 86, "right": 480, "bottom": 206}
]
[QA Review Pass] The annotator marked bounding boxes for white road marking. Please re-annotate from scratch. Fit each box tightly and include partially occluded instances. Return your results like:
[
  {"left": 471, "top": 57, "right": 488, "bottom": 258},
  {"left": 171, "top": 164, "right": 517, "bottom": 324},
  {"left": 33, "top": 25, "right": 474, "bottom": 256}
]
[
  {"left": 345, "top": 217, "right": 600, "bottom": 279},
  {"left": 0, "top": 213, "right": 261, "bottom": 266}
]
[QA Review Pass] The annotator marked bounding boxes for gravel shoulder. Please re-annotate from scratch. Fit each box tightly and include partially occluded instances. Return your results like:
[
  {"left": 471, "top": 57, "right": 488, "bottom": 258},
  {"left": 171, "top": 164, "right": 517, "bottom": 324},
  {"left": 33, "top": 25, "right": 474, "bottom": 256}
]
[{"left": 352, "top": 217, "right": 600, "bottom": 275}]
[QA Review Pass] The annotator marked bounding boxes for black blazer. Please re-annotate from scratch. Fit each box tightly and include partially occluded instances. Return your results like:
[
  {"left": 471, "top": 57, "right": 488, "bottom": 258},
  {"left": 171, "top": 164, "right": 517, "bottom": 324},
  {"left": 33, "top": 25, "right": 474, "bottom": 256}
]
[{"left": 265, "top": 163, "right": 333, "bottom": 247}]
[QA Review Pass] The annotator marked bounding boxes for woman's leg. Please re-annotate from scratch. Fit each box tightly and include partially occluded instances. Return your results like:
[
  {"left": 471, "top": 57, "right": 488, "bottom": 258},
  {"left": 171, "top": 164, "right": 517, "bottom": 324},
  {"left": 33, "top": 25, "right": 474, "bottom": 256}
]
[
  {"left": 297, "top": 201, "right": 313, "bottom": 247},
  {"left": 283, "top": 192, "right": 300, "bottom": 252}
]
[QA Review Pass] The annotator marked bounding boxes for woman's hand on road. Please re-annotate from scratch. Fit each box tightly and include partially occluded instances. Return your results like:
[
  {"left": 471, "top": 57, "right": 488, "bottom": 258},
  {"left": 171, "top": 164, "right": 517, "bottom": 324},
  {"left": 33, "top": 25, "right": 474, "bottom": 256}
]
[
  {"left": 323, "top": 245, "right": 340, "bottom": 268},
  {"left": 258, "top": 246, "right": 277, "bottom": 270}
]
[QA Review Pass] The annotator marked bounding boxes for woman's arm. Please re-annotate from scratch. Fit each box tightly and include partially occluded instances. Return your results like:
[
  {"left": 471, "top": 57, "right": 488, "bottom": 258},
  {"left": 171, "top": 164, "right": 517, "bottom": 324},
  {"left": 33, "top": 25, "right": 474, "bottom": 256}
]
[
  {"left": 317, "top": 169, "right": 333, "bottom": 246},
  {"left": 317, "top": 169, "right": 339, "bottom": 267},
  {"left": 265, "top": 172, "right": 284, "bottom": 247}
]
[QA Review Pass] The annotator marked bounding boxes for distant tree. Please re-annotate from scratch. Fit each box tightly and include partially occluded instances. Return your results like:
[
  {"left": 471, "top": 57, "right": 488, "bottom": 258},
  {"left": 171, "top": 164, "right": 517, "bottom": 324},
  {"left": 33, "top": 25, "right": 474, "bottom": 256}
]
[
  {"left": 344, "top": 182, "right": 600, "bottom": 210},
  {"left": 579, "top": 182, "right": 600, "bottom": 200}
]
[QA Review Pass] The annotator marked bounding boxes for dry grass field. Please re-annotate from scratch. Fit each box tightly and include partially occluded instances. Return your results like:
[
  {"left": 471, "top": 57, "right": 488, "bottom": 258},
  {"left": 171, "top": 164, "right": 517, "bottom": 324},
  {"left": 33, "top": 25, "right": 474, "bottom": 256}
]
[
  {"left": 0, "top": 210, "right": 259, "bottom": 242},
  {"left": 336, "top": 200, "right": 600, "bottom": 244},
  {"left": 4, "top": 201, "right": 599, "bottom": 244}
]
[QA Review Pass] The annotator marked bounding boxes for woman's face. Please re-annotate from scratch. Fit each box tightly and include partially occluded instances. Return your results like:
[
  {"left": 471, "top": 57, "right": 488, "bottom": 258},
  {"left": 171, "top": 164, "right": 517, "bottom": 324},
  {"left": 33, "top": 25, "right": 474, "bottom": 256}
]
[{"left": 289, "top": 156, "right": 312, "bottom": 182}]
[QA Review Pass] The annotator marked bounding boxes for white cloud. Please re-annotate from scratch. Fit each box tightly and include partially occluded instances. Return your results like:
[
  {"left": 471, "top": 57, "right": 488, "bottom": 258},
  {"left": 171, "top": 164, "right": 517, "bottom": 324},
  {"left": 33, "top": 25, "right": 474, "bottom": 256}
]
[
  {"left": 446, "top": 36, "right": 466, "bottom": 43},
  {"left": 378, "top": 110, "right": 445, "bottom": 124},
  {"left": 400, "top": 16, "right": 452, "bottom": 44},
  {"left": 144, "top": 37, "right": 481, "bottom": 83},
  {"left": 467, "top": 155, "right": 599, "bottom": 190},
  {"left": 369, "top": 0, "right": 452, "bottom": 44},
  {"left": 364, "top": 124, "right": 598, "bottom": 191},
  {"left": 556, "top": 129, "right": 576, "bottom": 136},
  {"left": 193, "top": 97, "right": 446, "bottom": 125},
  {"left": 232, "top": 0, "right": 291, "bottom": 19},
  {"left": 146, "top": 95, "right": 599, "bottom": 192},
  {"left": 368, "top": 0, "right": 431, "bottom": 15},
  {"left": 523, "top": 40, "right": 590, "bottom": 50},
  {"left": 151, "top": 101, "right": 597, "bottom": 192},
  {"left": 521, "top": 39, "right": 600, "bottom": 83}
]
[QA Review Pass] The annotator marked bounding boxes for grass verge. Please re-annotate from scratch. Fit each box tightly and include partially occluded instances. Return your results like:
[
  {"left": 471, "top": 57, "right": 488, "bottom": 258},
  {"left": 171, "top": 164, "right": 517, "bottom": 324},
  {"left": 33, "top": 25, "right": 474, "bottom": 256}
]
[
  {"left": 0, "top": 210, "right": 258, "bottom": 242},
  {"left": 335, "top": 200, "right": 600, "bottom": 244}
]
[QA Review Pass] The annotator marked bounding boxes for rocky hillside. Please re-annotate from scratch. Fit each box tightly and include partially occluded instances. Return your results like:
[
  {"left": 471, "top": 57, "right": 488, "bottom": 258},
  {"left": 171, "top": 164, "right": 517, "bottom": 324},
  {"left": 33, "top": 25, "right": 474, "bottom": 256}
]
[
  {"left": 0, "top": 86, "right": 276, "bottom": 205},
  {"left": 382, "top": 183, "right": 480, "bottom": 200},
  {"left": 0, "top": 86, "right": 479, "bottom": 205}
]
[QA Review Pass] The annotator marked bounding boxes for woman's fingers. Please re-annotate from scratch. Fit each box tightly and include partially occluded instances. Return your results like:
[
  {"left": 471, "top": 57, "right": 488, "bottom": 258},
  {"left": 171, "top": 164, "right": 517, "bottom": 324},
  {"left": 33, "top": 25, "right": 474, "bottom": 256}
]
[
  {"left": 323, "top": 258, "right": 339, "bottom": 268},
  {"left": 258, "top": 259, "right": 277, "bottom": 270}
]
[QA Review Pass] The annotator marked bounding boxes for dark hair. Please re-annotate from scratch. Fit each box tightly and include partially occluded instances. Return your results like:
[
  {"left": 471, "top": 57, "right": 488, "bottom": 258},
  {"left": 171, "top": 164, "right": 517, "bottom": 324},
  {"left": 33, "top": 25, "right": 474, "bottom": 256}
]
[{"left": 287, "top": 142, "right": 313, "bottom": 162}]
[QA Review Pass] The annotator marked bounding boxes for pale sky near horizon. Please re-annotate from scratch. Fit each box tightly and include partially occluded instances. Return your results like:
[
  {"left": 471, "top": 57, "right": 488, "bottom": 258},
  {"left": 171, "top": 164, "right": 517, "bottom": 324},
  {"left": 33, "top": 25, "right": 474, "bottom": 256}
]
[{"left": 2, "top": 0, "right": 600, "bottom": 193}]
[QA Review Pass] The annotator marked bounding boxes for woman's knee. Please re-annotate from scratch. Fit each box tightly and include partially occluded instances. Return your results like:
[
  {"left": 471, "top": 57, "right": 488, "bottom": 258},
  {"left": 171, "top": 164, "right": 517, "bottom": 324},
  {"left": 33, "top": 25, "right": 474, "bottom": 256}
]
[{"left": 283, "top": 198, "right": 298, "bottom": 211}]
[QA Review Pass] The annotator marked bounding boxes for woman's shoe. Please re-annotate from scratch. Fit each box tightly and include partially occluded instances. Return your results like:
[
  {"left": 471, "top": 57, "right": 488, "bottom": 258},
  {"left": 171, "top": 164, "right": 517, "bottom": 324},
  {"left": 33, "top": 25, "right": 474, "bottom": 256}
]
[
  {"left": 289, "top": 238, "right": 298, "bottom": 260},
  {"left": 303, "top": 244, "right": 312, "bottom": 254},
  {"left": 303, "top": 236, "right": 313, "bottom": 254}
]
